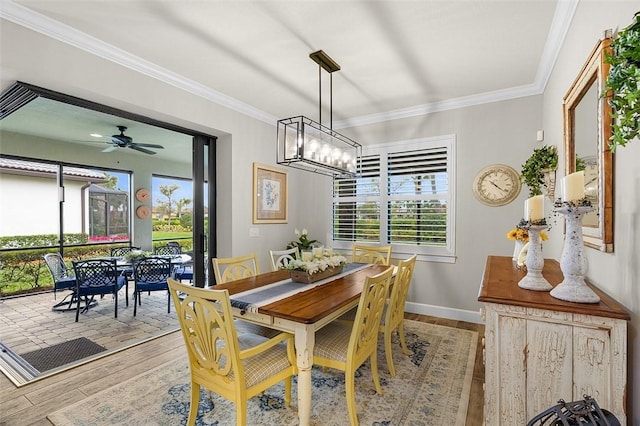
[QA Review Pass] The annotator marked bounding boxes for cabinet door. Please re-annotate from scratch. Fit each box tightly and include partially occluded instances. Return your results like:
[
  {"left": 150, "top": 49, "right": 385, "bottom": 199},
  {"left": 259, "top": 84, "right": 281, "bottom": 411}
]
[{"left": 526, "top": 320, "right": 573, "bottom": 420}]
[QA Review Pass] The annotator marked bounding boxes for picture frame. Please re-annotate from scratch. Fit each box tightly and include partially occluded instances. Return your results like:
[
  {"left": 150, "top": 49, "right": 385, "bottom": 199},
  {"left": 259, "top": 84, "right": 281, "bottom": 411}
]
[{"left": 253, "top": 163, "right": 288, "bottom": 224}]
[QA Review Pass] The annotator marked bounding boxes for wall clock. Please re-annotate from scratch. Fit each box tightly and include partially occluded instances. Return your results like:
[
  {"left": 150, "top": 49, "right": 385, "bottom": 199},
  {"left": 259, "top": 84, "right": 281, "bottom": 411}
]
[
  {"left": 135, "top": 188, "right": 151, "bottom": 203},
  {"left": 136, "top": 205, "right": 151, "bottom": 219},
  {"left": 472, "top": 164, "right": 522, "bottom": 206}
]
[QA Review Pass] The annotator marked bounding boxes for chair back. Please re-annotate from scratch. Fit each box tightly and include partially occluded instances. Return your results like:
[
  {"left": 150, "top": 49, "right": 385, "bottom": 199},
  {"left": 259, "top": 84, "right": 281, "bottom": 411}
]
[
  {"left": 352, "top": 243, "right": 392, "bottom": 265},
  {"left": 43, "top": 253, "right": 72, "bottom": 281},
  {"left": 349, "top": 266, "right": 394, "bottom": 365},
  {"left": 167, "top": 278, "right": 242, "bottom": 392},
  {"left": 385, "top": 255, "right": 417, "bottom": 330},
  {"left": 155, "top": 245, "right": 182, "bottom": 256},
  {"left": 72, "top": 259, "right": 121, "bottom": 289},
  {"left": 133, "top": 256, "right": 172, "bottom": 284},
  {"left": 212, "top": 253, "right": 259, "bottom": 284},
  {"left": 110, "top": 246, "right": 140, "bottom": 257},
  {"left": 166, "top": 241, "right": 183, "bottom": 253},
  {"left": 269, "top": 247, "right": 299, "bottom": 271}
]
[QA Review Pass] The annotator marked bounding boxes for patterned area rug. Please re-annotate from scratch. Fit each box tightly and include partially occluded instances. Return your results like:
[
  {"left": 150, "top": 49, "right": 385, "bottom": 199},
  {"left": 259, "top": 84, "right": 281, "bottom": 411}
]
[{"left": 48, "top": 321, "right": 477, "bottom": 426}]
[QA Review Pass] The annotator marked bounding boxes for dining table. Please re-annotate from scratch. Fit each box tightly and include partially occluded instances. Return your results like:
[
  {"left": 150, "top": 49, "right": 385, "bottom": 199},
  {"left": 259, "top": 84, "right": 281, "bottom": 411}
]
[{"left": 213, "top": 262, "right": 389, "bottom": 426}]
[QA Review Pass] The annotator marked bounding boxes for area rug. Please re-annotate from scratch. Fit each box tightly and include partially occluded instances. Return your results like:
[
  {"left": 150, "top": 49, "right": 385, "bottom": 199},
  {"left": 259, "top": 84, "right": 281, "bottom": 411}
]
[
  {"left": 48, "top": 321, "right": 477, "bottom": 426},
  {"left": 19, "top": 337, "right": 106, "bottom": 372}
]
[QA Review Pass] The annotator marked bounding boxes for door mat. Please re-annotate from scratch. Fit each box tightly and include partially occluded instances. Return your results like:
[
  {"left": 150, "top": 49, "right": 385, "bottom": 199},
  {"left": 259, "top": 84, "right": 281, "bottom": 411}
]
[{"left": 19, "top": 337, "right": 106, "bottom": 372}]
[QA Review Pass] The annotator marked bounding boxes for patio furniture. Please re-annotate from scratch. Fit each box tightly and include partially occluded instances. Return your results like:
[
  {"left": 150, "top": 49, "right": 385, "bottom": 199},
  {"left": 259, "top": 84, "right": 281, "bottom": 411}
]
[
  {"left": 351, "top": 243, "right": 392, "bottom": 265},
  {"left": 312, "top": 266, "right": 394, "bottom": 425},
  {"left": 133, "top": 256, "right": 172, "bottom": 316},
  {"left": 167, "top": 278, "right": 297, "bottom": 426},
  {"left": 155, "top": 245, "right": 181, "bottom": 256},
  {"left": 269, "top": 247, "right": 299, "bottom": 271},
  {"left": 43, "top": 253, "right": 77, "bottom": 311},
  {"left": 109, "top": 246, "right": 141, "bottom": 257},
  {"left": 72, "top": 259, "right": 128, "bottom": 322},
  {"left": 381, "top": 254, "right": 417, "bottom": 376}
]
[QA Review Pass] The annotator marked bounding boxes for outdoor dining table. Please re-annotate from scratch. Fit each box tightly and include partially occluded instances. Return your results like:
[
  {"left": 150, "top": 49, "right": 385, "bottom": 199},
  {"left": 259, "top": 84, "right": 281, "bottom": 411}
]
[{"left": 213, "top": 262, "right": 388, "bottom": 426}]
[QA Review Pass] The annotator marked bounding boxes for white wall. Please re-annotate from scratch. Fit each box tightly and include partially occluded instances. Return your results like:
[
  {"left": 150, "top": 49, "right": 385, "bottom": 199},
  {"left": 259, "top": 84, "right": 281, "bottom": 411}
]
[{"left": 543, "top": 2, "right": 640, "bottom": 422}]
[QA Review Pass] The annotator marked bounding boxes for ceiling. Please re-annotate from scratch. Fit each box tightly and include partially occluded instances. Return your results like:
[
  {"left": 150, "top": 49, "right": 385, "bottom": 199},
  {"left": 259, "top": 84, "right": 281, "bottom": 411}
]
[{"left": 0, "top": 0, "right": 574, "bottom": 162}]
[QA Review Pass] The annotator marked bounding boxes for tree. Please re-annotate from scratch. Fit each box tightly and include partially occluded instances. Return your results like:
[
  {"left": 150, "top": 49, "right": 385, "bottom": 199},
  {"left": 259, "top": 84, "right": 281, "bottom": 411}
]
[
  {"left": 158, "top": 184, "right": 180, "bottom": 219},
  {"left": 175, "top": 197, "right": 192, "bottom": 218},
  {"left": 100, "top": 173, "right": 118, "bottom": 189}
]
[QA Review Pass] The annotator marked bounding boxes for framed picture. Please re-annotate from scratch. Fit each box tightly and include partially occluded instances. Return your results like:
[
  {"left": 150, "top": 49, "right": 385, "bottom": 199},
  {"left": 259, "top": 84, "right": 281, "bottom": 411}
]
[{"left": 253, "top": 163, "right": 288, "bottom": 224}]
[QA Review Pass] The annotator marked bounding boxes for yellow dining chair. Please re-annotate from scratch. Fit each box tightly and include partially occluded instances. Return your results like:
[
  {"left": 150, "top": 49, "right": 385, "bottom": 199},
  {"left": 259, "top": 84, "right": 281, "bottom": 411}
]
[
  {"left": 212, "top": 253, "right": 259, "bottom": 284},
  {"left": 351, "top": 243, "right": 392, "bottom": 265},
  {"left": 381, "top": 254, "right": 417, "bottom": 376},
  {"left": 313, "top": 266, "right": 394, "bottom": 426},
  {"left": 269, "top": 247, "right": 299, "bottom": 271},
  {"left": 167, "top": 278, "right": 297, "bottom": 426}
]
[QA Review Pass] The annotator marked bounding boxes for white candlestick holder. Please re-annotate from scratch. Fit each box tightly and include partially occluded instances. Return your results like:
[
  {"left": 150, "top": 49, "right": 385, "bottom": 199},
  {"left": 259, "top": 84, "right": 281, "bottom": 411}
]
[
  {"left": 550, "top": 205, "right": 600, "bottom": 303},
  {"left": 518, "top": 224, "right": 552, "bottom": 291}
]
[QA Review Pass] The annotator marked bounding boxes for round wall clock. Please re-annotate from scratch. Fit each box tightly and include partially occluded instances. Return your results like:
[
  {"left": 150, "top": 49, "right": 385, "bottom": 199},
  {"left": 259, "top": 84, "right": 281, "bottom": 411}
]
[
  {"left": 135, "top": 188, "right": 151, "bottom": 203},
  {"left": 136, "top": 205, "right": 151, "bottom": 219},
  {"left": 472, "top": 164, "right": 522, "bottom": 206}
]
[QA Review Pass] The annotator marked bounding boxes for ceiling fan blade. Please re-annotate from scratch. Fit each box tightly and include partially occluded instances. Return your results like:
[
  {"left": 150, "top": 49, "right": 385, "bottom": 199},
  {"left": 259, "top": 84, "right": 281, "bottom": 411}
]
[
  {"left": 102, "top": 145, "right": 118, "bottom": 153},
  {"left": 132, "top": 143, "right": 164, "bottom": 149},
  {"left": 129, "top": 144, "right": 156, "bottom": 155}
]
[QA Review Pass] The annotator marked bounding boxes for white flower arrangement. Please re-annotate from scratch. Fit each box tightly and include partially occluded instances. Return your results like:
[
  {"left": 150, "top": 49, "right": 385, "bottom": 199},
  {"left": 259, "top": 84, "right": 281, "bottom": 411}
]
[{"left": 286, "top": 255, "right": 347, "bottom": 275}]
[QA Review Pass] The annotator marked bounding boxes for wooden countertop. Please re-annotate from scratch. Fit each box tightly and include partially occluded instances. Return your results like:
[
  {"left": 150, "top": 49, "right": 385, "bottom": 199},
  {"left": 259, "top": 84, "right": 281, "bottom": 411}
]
[{"left": 478, "top": 255, "right": 630, "bottom": 320}]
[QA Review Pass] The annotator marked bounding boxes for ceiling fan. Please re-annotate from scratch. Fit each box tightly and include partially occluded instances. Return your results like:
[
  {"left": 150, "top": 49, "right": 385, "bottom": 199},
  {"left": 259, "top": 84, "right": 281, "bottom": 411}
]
[{"left": 101, "top": 125, "right": 164, "bottom": 155}]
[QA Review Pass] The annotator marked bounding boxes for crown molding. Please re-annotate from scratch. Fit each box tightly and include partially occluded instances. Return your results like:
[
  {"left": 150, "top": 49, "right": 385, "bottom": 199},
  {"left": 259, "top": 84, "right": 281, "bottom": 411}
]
[{"left": 1, "top": 0, "right": 577, "bottom": 129}]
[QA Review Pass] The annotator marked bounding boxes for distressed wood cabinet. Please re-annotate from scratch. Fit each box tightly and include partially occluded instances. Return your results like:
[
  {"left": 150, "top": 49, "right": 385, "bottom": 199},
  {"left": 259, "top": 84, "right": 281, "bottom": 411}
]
[{"left": 478, "top": 256, "right": 629, "bottom": 425}]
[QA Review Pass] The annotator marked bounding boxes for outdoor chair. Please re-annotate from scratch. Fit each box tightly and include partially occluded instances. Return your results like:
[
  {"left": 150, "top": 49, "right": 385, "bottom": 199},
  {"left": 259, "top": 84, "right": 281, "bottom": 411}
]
[
  {"left": 43, "top": 253, "right": 76, "bottom": 310},
  {"left": 313, "top": 266, "right": 394, "bottom": 426},
  {"left": 132, "top": 256, "right": 172, "bottom": 316},
  {"left": 352, "top": 243, "right": 392, "bottom": 265},
  {"left": 72, "top": 259, "right": 128, "bottom": 322},
  {"left": 381, "top": 254, "right": 417, "bottom": 376},
  {"left": 110, "top": 246, "right": 141, "bottom": 257},
  {"left": 269, "top": 247, "right": 299, "bottom": 271},
  {"left": 166, "top": 241, "right": 182, "bottom": 253},
  {"left": 167, "top": 278, "right": 297, "bottom": 426},
  {"left": 155, "top": 245, "right": 181, "bottom": 256},
  {"left": 212, "top": 253, "right": 259, "bottom": 284}
]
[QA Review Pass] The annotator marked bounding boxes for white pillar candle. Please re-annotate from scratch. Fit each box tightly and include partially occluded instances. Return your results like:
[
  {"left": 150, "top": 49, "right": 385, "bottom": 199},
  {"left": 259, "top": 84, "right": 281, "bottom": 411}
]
[
  {"left": 312, "top": 247, "right": 324, "bottom": 258},
  {"left": 563, "top": 171, "right": 585, "bottom": 202},
  {"left": 525, "top": 195, "right": 544, "bottom": 221},
  {"left": 301, "top": 251, "right": 313, "bottom": 262}
]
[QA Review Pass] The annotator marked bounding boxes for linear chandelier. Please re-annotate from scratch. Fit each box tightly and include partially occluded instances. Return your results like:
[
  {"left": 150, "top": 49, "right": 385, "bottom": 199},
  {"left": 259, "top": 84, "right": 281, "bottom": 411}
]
[{"left": 277, "top": 50, "right": 361, "bottom": 178}]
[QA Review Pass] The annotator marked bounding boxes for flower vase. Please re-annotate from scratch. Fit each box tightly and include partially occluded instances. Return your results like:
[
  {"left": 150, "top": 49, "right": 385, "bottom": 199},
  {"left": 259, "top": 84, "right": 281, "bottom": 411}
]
[
  {"left": 517, "top": 225, "right": 552, "bottom": 291},
  {"left": 512, "top": 239, "right": 526, "bottom": 261},
  {"left": 550, "top": 205, "right": 599, "bottom": 303}
]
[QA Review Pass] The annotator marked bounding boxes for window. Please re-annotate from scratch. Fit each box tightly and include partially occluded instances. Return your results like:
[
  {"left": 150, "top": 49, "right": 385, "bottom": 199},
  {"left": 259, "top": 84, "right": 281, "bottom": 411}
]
[{"left": 332, "top": 135, "right": 456, "bottom": 262}]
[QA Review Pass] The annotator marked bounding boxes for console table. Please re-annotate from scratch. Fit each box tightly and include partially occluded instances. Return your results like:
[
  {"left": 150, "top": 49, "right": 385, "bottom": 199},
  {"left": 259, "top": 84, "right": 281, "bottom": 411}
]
[{"left": 478, "top": 255, "right": 629, "bottom": 425}]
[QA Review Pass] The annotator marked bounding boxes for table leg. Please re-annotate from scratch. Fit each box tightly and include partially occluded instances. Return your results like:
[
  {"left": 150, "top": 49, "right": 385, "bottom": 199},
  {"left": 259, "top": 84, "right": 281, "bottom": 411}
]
[{"left": 294, "top": 324, "right": 315, "bottom": 426}]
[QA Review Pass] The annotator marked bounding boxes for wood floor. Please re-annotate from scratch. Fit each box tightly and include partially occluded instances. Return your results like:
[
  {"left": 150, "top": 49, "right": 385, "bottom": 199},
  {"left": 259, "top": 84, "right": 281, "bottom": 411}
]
[{"left": 0, "top": 313, "right": 485, "bottom": 425}]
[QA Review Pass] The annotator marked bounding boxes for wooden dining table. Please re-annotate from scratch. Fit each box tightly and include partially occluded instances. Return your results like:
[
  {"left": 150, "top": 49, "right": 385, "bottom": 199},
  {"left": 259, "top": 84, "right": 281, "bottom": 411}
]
[{"left": 214, "top": 263, "right": 388, "bottom": 426}]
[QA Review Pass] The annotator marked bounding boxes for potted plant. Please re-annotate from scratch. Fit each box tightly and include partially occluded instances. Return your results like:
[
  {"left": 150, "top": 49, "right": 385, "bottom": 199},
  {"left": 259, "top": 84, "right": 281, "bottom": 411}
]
[
  {"left": 520, "top": 145, "right": 558, "bottom": 197},
  {"left": 605, "top": 11, "right": 640, "bottom": 151},
  {"left": 286, "top": 228, "right": 318, "bottom": 251}
]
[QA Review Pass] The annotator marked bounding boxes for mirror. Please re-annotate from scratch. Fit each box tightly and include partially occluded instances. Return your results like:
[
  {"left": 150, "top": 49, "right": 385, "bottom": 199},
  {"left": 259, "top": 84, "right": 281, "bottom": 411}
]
[{"left": 563, "top": 35, "right": 613, "bottom": 252}]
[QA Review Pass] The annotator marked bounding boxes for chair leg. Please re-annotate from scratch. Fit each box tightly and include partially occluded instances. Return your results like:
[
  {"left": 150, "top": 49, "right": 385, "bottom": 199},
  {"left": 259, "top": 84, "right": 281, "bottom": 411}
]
[
  {"left": 75, "top": 293, "right": 81, "bottom": 322},
  {"left": 384, "top": 328, "right": 396, "bottom": 377},
  {"left": 133, "top": 290, "right": 138, "bottom": 317},
  {"left": 236, "top": 398, "right": 248, "bottom": 426},
  {"left": 370, "top": 351, "right": 383, "bottom": 395},
  {"left": 345, "top": 373, "right": 359, "bottom": 426},
  {"left": 114, "top": 290, "right": 118, "bottom": 318},
  {"left": 398, "top": 321, "right": 412, "bottom": 355},
  {"left": 284, "top": 377, "right": 292, "bottom": 406},
  {"left": 167, "top": 291, "right": 171, "bottom": 313},
  {"left": 187, "top": 383, "right": 200, "bottom": 426}
]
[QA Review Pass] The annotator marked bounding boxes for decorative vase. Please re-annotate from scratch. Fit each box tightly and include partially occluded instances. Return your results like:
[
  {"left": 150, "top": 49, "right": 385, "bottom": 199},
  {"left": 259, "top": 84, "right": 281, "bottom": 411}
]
[
  {"left": 550, "top": 205, "right": 599, "bottom": 303},
  {"left": 512, "top": 239, "right": 526, "bottom": 261},
  {"left": 518, "top": 225, "right": 552, "bottom": 291}
]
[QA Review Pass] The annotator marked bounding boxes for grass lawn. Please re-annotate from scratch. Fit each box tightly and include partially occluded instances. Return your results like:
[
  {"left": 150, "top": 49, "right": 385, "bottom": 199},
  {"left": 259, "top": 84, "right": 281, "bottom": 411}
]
[{"left": 153, "top": 232, "right": 192, "bottom": 240}]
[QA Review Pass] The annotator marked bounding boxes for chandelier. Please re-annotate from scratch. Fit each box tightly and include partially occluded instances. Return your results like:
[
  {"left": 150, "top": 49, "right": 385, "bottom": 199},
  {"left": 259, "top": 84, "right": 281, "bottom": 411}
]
[{"left": 277, "top": 50, "right": 361, "bottom": 178}]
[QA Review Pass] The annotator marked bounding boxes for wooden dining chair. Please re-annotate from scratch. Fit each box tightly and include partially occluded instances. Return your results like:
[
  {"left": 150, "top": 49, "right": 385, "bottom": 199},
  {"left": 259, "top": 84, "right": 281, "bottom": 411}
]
[
  {"left": 167, "top": 278, "right": 297, "bottom": 426},
  {"left": 351, "top": 243, "right": 392, "bottom": 265},
  {"left": 313, "top": 266, "right": 394, "bottom": 426},
  {"left": 212, "top": 253, "right": 259, "bottom": 284},
  {"left": 380, "top": 254, "right": 417, "bottom": 376},
  {"left": 269, "top": 247, "right": 299, "bottom": 271}
]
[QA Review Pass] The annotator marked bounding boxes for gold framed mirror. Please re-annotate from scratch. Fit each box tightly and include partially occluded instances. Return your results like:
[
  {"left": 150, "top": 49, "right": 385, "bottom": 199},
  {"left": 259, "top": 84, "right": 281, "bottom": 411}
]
[{"left": 563, "top": 34, "right": 613, "bottom": 252}]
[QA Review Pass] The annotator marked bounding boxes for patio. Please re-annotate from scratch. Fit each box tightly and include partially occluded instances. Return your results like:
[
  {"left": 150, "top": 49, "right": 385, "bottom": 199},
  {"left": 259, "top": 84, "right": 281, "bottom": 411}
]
[{"left": 0, "top": 285, "right": 179, "bottom": 385}]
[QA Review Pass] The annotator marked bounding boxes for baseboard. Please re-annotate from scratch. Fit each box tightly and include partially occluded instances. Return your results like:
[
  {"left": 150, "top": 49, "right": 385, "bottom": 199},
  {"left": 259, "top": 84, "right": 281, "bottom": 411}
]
[{"left": 405, "top": 302, "right": 484, "bottom": 324}]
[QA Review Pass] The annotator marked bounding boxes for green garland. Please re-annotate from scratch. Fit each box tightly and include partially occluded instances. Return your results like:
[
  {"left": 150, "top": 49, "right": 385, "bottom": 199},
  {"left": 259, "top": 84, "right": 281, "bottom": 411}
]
[{"left": 605, "top": 11, "right": 640, "bottom": 151}]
